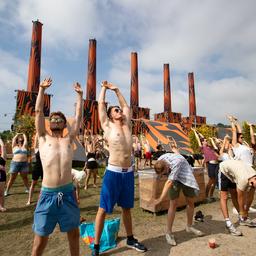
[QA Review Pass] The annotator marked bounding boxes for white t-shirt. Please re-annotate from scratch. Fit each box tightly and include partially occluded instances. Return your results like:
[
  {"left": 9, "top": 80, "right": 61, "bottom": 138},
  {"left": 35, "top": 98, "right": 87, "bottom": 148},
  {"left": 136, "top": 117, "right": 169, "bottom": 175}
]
[
  {"left": 233, "top": 144, "right": 253, "bottom": 166},
  {"left": 219, "top": 159, "right": 256, "bottom": 191}
]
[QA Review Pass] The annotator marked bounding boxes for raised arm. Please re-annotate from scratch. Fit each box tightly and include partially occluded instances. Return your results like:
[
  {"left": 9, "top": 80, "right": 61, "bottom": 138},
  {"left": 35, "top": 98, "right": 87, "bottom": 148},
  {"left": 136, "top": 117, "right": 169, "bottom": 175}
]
[
  {"left": 70, "top": 82, "right": 83, "bottom": 140},
  {"left": 35, "top": 78, "right": 52, "bottom": 137},
  {"left": 12, "top": 134, "right": 19, "bottom": 148},
  {"left": 210, "top": 138, "right": 218, "bottom": 151},
  {"left": 22, "top": 133, "right": 28, "bottom": 148},
  {"left": 248, "top": 123, "right": 255, "bottom": 146},
  {"left": 192, "top": 128, "right": 202, "bottom": 147},
  {"left": 98, "top": 82, "right": 109, "bottom": 131},
  {"left": 0, "top": 137, "right": 6, "bottom": 160},
  {"left": 107, "top": 82, "right": 131, "bottom": 123}
]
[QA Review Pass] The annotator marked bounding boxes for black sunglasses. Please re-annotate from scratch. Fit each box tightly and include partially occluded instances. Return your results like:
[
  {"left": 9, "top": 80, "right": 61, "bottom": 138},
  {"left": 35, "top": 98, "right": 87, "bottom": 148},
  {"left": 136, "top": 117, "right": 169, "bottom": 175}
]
[{"left": 113, "top": 108, "right": 122, "bottom": 113}]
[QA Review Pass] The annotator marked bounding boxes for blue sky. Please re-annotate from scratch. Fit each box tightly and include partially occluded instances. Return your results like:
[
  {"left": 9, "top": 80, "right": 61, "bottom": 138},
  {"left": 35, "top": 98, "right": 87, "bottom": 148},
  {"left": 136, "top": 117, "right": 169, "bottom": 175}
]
[{"left": 1, "top": 0, "right": 256, "bottom": 131}]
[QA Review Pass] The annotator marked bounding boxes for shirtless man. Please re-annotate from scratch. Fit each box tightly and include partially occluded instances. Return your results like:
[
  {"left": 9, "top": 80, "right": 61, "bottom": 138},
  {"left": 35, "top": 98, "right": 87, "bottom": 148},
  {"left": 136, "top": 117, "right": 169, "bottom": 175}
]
[
  {"left": 31, "top": 78, "right": 82, "bottom": 256},
  {"left": 92, "top": 81, "right": 147, "bottom": 256}
]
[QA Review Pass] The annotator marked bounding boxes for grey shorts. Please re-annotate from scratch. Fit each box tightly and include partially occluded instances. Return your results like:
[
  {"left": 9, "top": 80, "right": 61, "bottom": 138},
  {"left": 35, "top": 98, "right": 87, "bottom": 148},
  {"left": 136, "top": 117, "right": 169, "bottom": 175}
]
[{"left": 169, "top": 181, "right": 197, "bottom": 200}]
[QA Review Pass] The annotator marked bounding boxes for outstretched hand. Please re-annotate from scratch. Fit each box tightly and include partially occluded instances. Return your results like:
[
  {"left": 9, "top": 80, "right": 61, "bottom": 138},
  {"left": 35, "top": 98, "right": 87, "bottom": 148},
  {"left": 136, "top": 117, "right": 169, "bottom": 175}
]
[
  {"left": 101, "top": 81, "right": 118, "bottom": 91},
  {"left": 74, "top": 82, "right": 83, "bottom": 95},
  {"left": 40, "top": 77, "right": 52, "bottom": 89}
]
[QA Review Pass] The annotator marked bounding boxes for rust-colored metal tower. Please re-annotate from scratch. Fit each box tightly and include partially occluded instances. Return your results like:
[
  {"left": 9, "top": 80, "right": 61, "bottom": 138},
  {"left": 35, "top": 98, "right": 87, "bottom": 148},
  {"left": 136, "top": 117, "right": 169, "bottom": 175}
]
[
  {"left": 163, "top": 64, "right": 172, "bottom": 113},
  {"left": 130, "top": 52, "right": 139, "bottom": 108},
  {"left": 188, "top": 72, "right": 196, "bottom": 117},
  {"left": 27, "top": 20, "right": 43, "bottom": 92},
  {"left": 86, "top": 39, "right": 97, "bottom": 100}
]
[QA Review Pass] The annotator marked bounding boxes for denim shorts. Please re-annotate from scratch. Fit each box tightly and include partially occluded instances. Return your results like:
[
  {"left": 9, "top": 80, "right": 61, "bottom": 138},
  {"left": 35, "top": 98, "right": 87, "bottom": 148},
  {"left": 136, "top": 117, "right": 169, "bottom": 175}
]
[
  {"left": 9, "top": 161, "right": 29, "bottom": 174},
  {"left": 33, "top": 183, "right": 80, "bottom": 236}
]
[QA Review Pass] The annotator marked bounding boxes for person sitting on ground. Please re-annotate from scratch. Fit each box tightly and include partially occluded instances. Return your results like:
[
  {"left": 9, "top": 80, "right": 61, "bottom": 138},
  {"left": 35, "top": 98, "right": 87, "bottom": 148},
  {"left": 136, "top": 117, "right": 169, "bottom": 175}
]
[
  {"left": 153, "top": 152, "right": 204, "bottom": 246},
  {"left": 192, "top": 128, "right": 219, "bottom": 203},
  {"left": 5, "top": 133, "right": 29, "bottom": 196},
  {"left": 219, "top": 159, "right": 256, "bottom": 237},
  {"left": 31, "top": 77, "right": 82, "bottom": 256},
  {"left": 0, "top": 138, "right": 7, "bottom": 212},
  {"left": 84, "top": 129, "right": 98, "bottom": 190},
  {"left": 26, "top": 134, "right": 43, "bottom": 205},
  {"left": 92, "top": 81, "right": 147, "bottom": 256}
]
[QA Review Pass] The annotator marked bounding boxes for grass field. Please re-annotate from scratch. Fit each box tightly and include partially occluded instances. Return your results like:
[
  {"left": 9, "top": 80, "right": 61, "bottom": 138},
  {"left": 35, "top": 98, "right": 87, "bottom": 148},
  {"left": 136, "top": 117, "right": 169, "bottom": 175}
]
[{"left": 1, "top": 165, "right": 256, "bottom": 256}]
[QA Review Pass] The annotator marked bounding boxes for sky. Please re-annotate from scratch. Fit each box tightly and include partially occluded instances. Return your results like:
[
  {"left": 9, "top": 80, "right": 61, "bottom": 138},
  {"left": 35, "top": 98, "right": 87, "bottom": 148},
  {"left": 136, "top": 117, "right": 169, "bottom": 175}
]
[{"left": 0, "top": 0, "right": 256, "bottom": 132}]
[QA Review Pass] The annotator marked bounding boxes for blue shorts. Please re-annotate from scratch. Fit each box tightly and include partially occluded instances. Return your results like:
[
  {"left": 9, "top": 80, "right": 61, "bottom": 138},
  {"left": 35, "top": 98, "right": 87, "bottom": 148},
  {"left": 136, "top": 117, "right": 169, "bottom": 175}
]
[
  {"left": 10, "top": 161, "right": 29, "bottom": 174},
  {"left": 33, "top": 183, "right": 80, "bottom": 236},
  {"left": 100, "top": 169, "right": 134, "bottom": 214}
]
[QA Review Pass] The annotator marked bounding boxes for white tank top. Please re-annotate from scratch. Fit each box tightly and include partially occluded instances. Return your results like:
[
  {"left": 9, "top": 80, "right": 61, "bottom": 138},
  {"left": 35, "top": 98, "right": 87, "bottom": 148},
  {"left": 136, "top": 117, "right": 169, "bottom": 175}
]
[{"left": 233, "top": 144, "right": 253, "bottom": 166}]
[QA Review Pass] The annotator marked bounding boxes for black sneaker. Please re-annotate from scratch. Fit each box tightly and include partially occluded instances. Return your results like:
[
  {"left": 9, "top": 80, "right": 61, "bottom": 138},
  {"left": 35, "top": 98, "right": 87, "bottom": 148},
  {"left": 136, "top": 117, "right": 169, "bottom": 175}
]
[
  {"left": 194, "top": 210, "right": 204, "bottom": 222},
  {"left": 127, "top": 238, "right": 147, "bottom": 252},
  {"left": 91, "top": 249, "right": 99, "bottom": 256}
]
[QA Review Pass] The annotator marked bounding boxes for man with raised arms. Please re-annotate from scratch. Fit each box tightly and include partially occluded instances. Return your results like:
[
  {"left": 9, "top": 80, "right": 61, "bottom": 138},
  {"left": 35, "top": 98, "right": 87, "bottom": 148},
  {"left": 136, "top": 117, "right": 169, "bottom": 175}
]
[
  {"left": 92, "top": 81, "right": 147, "bottom": 256},
  {"left": 31, "top": 78, "right": 83, "bottom": 256}
]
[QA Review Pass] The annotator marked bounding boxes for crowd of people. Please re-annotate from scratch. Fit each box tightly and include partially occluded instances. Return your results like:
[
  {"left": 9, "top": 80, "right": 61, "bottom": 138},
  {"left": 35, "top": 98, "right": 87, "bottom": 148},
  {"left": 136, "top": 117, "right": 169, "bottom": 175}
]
[{"left": 0, "top": 78, "right": 256, "bottom": 255}]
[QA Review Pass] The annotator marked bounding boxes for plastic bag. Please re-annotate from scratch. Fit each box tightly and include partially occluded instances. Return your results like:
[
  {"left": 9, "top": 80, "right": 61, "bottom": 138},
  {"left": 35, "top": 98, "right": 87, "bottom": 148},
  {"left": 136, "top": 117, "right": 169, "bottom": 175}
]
[{"left": 80, "top": 218, "right": 120, "bottom": 253}]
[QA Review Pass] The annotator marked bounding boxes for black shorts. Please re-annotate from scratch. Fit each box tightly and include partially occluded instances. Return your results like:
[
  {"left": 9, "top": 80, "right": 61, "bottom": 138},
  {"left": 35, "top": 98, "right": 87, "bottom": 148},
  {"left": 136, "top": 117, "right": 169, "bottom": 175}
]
[
  {"left": 218, "top": 172, "right": 236, "bottom": 191},
  {"left": 86, "top": 161, "right": 98, "bottom": 170},
  {"left": 207, "top": 163, "right": 219, "bottom": 179},
  {"left": 134, "top": 150, "right": 141, "bottom": 158},
  {"left": 32, "top": 152, "right": 43, "bottom": 181},
  {"left": 0, "top": 170, "right": 6, "bottom": 182},
  {"left": 32, "top": 165, "right": 43, "bottom": 181}
]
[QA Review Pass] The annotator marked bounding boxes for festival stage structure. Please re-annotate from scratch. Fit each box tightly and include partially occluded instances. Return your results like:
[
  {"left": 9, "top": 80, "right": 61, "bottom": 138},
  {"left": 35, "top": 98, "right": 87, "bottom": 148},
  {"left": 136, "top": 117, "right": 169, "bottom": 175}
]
[
  {"left": 154, "top": 64, "right": 182, "bottom": 123},
  {"left": 16, "top": 20, "right": 51, "bottom": 117},
  {"left": 181, "top": 72, "right": 206, "bottom": 129}
]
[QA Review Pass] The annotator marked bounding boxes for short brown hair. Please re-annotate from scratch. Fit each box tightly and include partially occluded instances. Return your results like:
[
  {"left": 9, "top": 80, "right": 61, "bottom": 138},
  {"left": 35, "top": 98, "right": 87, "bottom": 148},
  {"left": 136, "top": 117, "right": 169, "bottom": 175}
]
[
  {"left": 154, "top": 160, "right": 167, "bottom": 174},
  {"left": 49, "top": 111, "right": 67, "bottom": 124},
  {"left": 107, "top": 106, "right": 120, "bottom": 119}
]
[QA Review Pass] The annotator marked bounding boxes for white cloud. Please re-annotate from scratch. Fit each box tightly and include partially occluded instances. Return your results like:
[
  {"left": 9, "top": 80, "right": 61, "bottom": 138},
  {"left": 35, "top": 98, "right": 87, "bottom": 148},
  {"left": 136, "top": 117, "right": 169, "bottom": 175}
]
[{"left": 1, "top": 0, "right": 256, "bottom": 132}]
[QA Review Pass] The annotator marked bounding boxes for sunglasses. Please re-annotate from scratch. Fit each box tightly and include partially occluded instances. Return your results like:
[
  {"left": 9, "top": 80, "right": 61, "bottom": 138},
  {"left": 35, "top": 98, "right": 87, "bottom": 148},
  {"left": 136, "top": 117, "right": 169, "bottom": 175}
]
[
  {"left": 50, "top": 118, "right": 64, "bottom": 123},
  {"left": 113, "top": 108, "right": 122, "bottom": 113},
  {"left": 240, "top": 136, "right": 244, "bottom": 139}
]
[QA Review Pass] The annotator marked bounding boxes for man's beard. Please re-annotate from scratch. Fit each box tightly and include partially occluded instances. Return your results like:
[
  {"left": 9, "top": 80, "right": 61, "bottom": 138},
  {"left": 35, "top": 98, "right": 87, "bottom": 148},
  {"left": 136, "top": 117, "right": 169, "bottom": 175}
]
[{"left": 50, "top": 126, "right": 63, "bottom": 131}]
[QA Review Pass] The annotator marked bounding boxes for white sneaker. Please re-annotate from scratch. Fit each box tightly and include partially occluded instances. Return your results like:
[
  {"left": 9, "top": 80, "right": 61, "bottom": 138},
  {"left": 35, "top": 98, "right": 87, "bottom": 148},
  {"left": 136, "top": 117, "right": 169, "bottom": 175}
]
[
  {"left": 25, "top": 189, "right": 29, "bottom": 193},
  {"left": 4, "top": 190, "right": 9, "bottom": 197},
  {"left": 186, "top": 226, "right": 204, "bottom": 236},
  {"left": 165, "top": 233, "right": 177, "bottom": 246},
  {"left": 226, "top": 224, "right": 243, "bottom": 236},
  {"left": 233, "top": 207, "right": 256, "bottom": 214},
  {"left": 249, "top": 207, "right": 256, "bottom": 213}
]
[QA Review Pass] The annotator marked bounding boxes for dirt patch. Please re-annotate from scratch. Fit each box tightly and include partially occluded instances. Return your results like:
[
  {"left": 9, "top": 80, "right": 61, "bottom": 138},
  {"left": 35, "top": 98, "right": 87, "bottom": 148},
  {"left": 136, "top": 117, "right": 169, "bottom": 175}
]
[{"left": 0, "top": 174, "right": 255, "bottom": 256}]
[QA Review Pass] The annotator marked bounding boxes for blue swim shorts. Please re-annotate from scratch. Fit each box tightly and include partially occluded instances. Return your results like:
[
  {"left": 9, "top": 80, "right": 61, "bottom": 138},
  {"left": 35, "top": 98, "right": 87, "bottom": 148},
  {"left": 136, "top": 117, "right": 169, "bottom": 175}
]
[
  {"left": 33, "top": 183, "right": 80, "bottom": 236},
  {"left": 9, "top": 161, "right": 29, "bottom": 174},
  {"left": 100, "top": 167, "right": 134, "bottom": 214}
]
